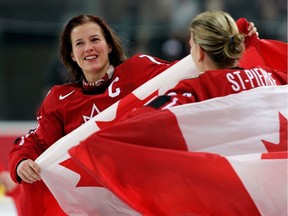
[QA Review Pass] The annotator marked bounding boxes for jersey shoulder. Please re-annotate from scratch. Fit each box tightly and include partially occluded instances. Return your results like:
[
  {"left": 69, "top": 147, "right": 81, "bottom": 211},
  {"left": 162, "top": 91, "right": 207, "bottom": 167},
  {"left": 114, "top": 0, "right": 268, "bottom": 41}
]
[
  {"left": 113, "top": 54, "right": 172, "bottom": 79},
  {"left": 41, "top": 83, "right": 81, "bottom": 109},
  {"left": 130, "top": 54, "right": 171, "bottom": 65}
]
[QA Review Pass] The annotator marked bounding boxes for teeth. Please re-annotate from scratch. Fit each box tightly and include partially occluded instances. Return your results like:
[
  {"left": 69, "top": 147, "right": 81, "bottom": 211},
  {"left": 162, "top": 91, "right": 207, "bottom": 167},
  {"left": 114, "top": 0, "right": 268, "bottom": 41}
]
[{"left": 85, "top": 56, "right": 97, "bottom": 60}]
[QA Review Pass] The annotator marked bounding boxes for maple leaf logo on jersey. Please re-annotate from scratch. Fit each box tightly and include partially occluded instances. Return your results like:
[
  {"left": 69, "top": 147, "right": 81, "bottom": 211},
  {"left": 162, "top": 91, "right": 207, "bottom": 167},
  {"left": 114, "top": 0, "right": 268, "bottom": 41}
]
[
  {"left": 82, "top": 103, "right": 101, "bottom": 123},
  {"left": 262, "top": 112, "right": 287, "bottom": 152}
]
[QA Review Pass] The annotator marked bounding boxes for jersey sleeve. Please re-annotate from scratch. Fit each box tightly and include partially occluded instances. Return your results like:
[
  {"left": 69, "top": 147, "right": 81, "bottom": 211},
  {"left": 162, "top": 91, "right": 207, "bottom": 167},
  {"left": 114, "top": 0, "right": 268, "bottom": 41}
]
[{"left": 9, "top": 87, "right": 64, "bottom": 183}]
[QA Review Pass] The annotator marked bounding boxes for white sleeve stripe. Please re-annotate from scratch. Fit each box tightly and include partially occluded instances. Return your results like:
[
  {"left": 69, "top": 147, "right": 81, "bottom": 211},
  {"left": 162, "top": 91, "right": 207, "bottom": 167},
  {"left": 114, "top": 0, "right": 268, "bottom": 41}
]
[{"left": 162, "top": 97, "right": 178, "bottom": 110}]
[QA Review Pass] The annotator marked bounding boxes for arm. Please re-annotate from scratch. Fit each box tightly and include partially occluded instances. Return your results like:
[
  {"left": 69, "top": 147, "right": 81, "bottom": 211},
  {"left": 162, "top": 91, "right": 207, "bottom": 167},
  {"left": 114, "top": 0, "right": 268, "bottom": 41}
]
[
  {"left": 9, "top": 133, "right": 41, "bottom": 183},
  {"left": 9, "top": 88, "right": 64, "bottom": 184},
  {"left": 122, "top": 54, "right": 176, "bottom": 90}
]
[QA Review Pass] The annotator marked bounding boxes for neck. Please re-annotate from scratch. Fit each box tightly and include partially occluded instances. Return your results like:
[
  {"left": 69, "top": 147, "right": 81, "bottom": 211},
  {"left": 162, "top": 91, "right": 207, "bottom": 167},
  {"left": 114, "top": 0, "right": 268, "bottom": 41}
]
[
  {"left": 84, "top": 65, "right": 113, "bottom": 83},
  {"left": 82, "top": 66, "right": 114, "bottom": 93},
  {"left": 202, "top": 55, "right": 238, "bottom": 71}
]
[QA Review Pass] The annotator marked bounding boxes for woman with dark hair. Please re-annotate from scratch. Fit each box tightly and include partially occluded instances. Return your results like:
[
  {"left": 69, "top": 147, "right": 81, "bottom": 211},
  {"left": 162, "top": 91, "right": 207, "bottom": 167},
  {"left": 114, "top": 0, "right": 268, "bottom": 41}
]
[
  {"left": 8, "top": 14, "right": 258, "bottom": 215},
  {"left": 9, "top": 14, "right": 175, "bottom": 216},
  {"left": 59, "top": 15, "right": 127, "bottom": 83}
]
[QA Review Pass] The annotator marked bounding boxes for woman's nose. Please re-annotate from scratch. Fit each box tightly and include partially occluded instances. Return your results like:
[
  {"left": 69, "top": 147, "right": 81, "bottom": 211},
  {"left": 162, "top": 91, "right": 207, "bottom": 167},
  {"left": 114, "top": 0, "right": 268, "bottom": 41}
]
[{"left": 84, "top": 43, "right": 93, "bottom": 52}]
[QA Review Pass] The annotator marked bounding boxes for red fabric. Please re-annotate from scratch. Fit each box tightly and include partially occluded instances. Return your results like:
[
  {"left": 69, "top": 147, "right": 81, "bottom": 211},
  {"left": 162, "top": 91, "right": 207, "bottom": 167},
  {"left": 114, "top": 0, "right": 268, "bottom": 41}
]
[
  {"left": 1, "top": 182, "right": 65, "bottom": 216},
  {"left": 69, "top": 138, "right": 261, "bottom": 216},
  {"left": 0, "top": 135, "right": 16, "bottom": 169},
  {"left": 94, "top": 107, "right": 188, "bottom": 150},
  {"left": 0, "top": 162, "right": 4, "bottom": 172},
  {"left": 12, "top": 182, "right": 67, "bottom": 216},
  {"left": 237, "top": 18, "right": 288, "bottom": 72}
]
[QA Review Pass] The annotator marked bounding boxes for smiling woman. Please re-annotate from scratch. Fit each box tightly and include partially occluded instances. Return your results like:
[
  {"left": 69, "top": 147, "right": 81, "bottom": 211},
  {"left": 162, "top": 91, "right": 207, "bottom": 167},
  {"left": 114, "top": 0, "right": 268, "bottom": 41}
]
[
  {"left": 70, "top": 22, "right": 112, "bottom": 83},
  {"left": 60, "top": 15, "right": 126, "bottom": 84},
  {"left": 8, "top": 14, "right": 177, "bottom": 216}
]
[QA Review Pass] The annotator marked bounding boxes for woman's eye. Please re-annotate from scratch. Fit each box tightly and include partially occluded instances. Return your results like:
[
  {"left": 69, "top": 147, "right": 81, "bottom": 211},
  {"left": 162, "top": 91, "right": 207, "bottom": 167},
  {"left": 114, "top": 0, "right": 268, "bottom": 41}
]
[
  {"left": 92, "top": 38, "right": 100, "bottom": 42},
  {"left": 75, "top": 42, "right": 83, "bottom": 46}
]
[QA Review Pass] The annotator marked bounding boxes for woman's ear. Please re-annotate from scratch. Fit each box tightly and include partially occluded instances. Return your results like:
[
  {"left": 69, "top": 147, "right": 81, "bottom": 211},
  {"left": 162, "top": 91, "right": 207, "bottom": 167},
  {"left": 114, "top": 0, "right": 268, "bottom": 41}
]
[
  {"left": 197, "top": 45, "right": 205, "bottom": 62},
  {"left": 71, "top": 52, "right": 76, "bottom": 61}
]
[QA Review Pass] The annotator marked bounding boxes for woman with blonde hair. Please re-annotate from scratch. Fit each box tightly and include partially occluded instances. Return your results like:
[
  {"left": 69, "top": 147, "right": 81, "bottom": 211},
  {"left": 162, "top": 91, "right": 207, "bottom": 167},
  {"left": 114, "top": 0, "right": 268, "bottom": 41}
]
[{"left": 147, "top": 11, "right": 287, "bottom": 109}]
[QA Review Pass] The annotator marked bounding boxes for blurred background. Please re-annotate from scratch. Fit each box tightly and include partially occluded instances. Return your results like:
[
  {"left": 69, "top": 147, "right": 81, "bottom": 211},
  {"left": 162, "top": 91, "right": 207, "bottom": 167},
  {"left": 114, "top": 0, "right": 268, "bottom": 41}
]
[{"left": 0, "top": 0, "right": 287, "bottom": 121}]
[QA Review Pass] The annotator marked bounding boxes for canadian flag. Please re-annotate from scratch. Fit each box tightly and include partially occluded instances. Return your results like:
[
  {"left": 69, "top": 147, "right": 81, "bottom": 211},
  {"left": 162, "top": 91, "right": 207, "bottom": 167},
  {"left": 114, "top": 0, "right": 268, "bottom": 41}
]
[
  {"left": 69, "top": 85, "right": 288, "bottom": 216},
  {"left": 36, "top": 55, "right": 198, "bottom": 216},
  {"left": 35, "top": 19, "right": 287, "bottom": 215}
]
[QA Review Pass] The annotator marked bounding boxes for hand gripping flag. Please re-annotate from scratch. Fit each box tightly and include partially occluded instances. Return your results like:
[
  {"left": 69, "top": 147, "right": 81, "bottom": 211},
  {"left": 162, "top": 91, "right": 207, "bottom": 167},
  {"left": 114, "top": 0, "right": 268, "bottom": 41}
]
[
  {"left": 35, "top": 55, "right": 198, "bottom": 216},
  {"left": 69, "top": 85, "right": 288, "bottom": 216},
  {"left": 237, "top": 18, "right": 287, "bottom": 72}
]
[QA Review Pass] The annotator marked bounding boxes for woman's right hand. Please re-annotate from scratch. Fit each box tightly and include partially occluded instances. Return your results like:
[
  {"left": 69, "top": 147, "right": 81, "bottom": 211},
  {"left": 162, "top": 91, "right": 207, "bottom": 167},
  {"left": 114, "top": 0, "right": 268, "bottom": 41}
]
[{"left": 16, "top": 159, "right": 41, "bottom": 183}]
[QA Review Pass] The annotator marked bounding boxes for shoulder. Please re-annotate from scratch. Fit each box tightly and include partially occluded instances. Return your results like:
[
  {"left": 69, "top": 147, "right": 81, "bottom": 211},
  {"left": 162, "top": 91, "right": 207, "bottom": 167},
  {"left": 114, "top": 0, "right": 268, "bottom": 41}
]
[
  {"left": 46, "top": 83, "right": 78, "bottom": 97},
  {"left": 122, "top": 54, "right": 171, "bottom": 65},
  {"left": 115, "top": 54, "right": 173, "bottom": 75},
  {"left": 165, "top": 77, "right": 197, "bottom": 94}
]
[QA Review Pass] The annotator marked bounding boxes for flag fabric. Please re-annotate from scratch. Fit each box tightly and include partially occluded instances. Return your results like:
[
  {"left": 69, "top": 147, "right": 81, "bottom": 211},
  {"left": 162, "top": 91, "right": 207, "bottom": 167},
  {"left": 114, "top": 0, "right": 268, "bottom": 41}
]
[
  {"left": 239, "top": 38, "right": 288, "bottom": 72},
  {"left": 237, "top": 18, "right": 288, "bottom": 72},
  {"left": 35, "top": 55, "right": 198, "bottom": 216},
  {"left": 69, "top": 85, "right": 288, "bottom": 216}
]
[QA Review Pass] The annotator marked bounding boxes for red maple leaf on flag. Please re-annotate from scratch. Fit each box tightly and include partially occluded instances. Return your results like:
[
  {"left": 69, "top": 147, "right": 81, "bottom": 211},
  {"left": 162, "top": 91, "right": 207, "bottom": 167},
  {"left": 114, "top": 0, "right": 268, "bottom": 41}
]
[
  {"left": 59, "top": 157, "right": 102, "bottom": 187},
  {"left": 262, "top": 112, "right": 287, "bottom": 152},
  {"left": 95, "top": 90, "right": 158, "bottom": 129}
]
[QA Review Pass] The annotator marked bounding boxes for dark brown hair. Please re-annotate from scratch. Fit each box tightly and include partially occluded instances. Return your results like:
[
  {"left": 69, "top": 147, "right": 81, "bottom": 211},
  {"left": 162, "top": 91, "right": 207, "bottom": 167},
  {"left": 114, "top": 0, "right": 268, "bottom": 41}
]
[{"left": 60, "top": 14, "right": 127, "bottom": 82}]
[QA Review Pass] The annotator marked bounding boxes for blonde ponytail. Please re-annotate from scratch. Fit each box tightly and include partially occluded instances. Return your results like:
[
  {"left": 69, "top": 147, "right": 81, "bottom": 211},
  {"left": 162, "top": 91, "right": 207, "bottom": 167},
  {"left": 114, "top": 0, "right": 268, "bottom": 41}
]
[{"left": 190, "top": 11, "right": 245, "bottom": 68}]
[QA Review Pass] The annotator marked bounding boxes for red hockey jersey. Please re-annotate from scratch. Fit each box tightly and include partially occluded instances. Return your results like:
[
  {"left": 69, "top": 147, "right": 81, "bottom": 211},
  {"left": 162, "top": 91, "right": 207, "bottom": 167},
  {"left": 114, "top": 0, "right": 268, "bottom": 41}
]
[
  {"left": 8, "top": 54, "right": 175, "bottom": 216},
  {"left": 152, "top": 66, "right": 287, "bottom": 109}
]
